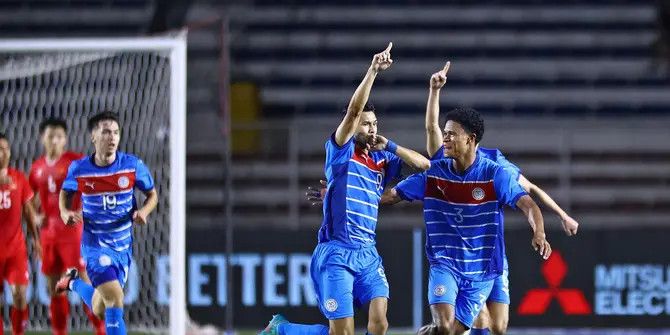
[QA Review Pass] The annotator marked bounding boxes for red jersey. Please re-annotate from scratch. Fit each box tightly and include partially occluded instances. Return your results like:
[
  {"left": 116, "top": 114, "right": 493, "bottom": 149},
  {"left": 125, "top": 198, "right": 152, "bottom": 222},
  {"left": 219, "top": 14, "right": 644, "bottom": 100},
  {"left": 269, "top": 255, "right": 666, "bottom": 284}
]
[
  {"left": 29, "top": 151, "right": 84, "bottom": 244},
  {"left": 0, "top": 168, "right": 33, "bottom": 254}
]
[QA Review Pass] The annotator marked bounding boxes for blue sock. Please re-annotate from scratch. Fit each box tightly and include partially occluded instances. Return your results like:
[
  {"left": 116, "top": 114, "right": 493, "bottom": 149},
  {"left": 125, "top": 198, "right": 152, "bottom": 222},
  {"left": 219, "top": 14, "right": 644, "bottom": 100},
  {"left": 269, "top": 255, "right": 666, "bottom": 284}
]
[
  {"left": 278, "top": 323, "right": 328, "bottom": 335},
  {"left": 105, "top": 307, "right": 126, "bottom": 335},
  {"left": 71, "top": 279, "right": 95, "bottom": 309},
  {"left": 470, "top": 328, "right": 490, "bottom": 335}
]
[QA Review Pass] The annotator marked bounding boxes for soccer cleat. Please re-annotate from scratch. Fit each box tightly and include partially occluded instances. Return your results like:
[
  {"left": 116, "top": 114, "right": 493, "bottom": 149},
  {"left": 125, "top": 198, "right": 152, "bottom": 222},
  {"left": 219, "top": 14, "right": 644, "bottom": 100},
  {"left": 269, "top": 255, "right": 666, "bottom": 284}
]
[
  {"left": 259, "top": 314, "right": 288, "bottom": 335},
  {"left": 55, "top": 268, "right": 79, "bottom": 294}
]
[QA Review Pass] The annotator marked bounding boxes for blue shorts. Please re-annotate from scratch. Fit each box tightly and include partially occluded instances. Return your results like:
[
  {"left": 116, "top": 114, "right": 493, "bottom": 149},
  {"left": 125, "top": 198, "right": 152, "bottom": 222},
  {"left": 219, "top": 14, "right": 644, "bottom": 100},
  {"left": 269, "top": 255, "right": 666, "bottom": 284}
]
[
  {"left": 81, "top": 244, "right": 132, "bottom": 288},
  {"left": 310, "top": 241, "right": 389, "bottom": 320},
  {"left": 487, "top": 267, "right": 510, "bottom": 304},
  {"left": 428, "top": 265, "right": 494, "bottom": 329}
]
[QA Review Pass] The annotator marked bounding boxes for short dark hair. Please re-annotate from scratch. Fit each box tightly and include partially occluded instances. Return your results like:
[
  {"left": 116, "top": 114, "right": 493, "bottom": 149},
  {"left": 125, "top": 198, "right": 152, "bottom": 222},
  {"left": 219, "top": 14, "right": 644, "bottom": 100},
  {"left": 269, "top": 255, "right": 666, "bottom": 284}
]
[
  {"left": 342, "top": 102, "right": 376, "bottom": 115},
  {"left": 88, "top": 111, "right": 120, "bottom": 133},
  {"left": 0, "top": 132, "right": 6, "bottom": 141},
  {"left": 444, "top": 107, "right": 485, "bottom": 143},
  {"left": 39, "top": 117, "right": 67, "bottom": 134}
]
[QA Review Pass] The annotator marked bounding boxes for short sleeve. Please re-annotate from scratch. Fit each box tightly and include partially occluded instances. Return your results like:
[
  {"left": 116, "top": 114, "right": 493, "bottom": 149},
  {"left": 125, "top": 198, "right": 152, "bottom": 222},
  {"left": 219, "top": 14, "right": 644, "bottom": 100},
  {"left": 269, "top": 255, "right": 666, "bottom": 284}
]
[
  {"left": 493, "top": 166, "right": 527, "bottom": 209},
  {"left": 492, "top": 149, "right": 521, "bottom": 180},
  {"left": 325, "top": 132, "right": 355, "bottom": 166},
  {"left": 62, "top": 160, "right": 79, "bottom": 192},
  {"left": 135, "top": 159, "right": 155, "bottom": 192},
  {"left": 394, "top": 173, "right": 427, "bottom": 202},
  {"left": 19, "top": 173, "right": 34, "bottom": 205}
]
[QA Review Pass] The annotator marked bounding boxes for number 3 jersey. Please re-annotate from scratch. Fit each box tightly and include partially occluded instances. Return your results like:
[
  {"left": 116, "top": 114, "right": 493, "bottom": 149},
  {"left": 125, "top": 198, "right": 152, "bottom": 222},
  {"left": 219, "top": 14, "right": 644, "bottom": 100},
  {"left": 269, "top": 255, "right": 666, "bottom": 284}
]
[
  {"left": 62, "top": 152, "right": 155, "bottom": 253},
  {"left": 29, "top": 151, "right": 85, "bottom": 244}
]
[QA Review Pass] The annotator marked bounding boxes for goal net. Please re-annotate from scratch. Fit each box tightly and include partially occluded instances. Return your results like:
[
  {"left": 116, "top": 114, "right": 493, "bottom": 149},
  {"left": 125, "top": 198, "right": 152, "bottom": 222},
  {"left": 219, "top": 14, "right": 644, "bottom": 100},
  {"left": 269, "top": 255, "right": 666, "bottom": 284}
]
[{"left": 0, "top": 35, "right": 186, "bottom": 334}]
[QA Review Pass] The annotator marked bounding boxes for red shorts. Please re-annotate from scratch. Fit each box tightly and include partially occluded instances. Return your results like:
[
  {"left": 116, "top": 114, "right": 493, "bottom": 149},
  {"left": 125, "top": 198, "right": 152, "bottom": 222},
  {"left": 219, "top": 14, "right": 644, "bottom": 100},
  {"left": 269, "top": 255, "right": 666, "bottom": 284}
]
[
  {"left": 0, "top": 246, "right": 30, "bottom": 285},
  {"left": 41, "top": 241, "right": 85, "bottom": 276}
]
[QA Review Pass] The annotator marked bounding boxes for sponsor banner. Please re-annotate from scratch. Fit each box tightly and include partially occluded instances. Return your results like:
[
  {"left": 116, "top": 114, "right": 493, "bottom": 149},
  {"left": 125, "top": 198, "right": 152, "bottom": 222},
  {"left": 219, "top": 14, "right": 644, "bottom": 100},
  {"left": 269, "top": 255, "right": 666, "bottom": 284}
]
[
  {"left": 508, "top": 228, "right": 670, "bottom": 327},
  {"left": 186, "top": 228, "right": 415, "bottom": 328}
]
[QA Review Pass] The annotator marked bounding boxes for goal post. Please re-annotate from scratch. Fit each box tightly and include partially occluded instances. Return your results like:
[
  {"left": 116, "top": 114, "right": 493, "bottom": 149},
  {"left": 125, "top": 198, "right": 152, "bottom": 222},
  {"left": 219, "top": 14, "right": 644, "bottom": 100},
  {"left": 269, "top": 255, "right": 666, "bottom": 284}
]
[{"left": 0, "top": 33, "right": 187, "bottom": 334}]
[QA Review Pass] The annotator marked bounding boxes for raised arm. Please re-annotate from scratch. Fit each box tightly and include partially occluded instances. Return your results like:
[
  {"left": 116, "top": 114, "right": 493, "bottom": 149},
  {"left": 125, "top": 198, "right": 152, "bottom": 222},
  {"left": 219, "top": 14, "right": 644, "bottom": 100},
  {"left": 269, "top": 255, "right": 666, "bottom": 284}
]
[
  {"left": 515, "top": 194, "right": 552, "bottom": 260},
  {"left": 518, "top": 174, "right": 579, "bottom": 236},
  {"left": 426, "top": 62, "right": 451, "bottom": 157},
  {"left": 370, "top": 135, "right": 431, "bottom": 171},
  {"left": 335, "top": 42, "right": 393, "bottom": 146}
]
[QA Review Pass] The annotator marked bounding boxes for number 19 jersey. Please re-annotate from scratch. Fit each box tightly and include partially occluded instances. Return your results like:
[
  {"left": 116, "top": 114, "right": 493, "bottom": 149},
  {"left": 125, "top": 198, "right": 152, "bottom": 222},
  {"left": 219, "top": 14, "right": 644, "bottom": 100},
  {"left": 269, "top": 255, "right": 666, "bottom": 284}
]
[{"left": 62, "top": 152, "right": 154, "bottom": 253}]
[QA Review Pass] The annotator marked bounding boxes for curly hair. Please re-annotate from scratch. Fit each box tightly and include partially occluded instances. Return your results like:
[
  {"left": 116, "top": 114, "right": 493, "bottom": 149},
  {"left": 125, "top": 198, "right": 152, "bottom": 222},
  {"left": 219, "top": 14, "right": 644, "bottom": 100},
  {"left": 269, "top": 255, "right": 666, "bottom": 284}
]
[{"left": 444, "top": 107, "right": 485, "bottom": 144}]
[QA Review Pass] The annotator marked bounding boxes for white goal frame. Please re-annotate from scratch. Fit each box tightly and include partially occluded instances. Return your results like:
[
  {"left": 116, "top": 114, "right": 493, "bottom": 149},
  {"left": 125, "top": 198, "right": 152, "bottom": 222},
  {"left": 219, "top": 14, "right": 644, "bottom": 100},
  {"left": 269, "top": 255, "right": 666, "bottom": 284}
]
[{"left": 0, "top": 33, "right": 187, "bottom": 335}]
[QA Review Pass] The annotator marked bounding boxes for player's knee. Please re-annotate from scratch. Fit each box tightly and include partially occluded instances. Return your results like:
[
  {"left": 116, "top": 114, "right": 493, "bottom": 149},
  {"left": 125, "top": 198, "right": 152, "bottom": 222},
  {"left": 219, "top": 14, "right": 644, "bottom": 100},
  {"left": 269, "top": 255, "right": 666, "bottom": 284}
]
[
  {"left": 11, "top": 286, "right": 27, "bottom": 307},
  {"left": 489, "top": 318, "right": 508, "bottom": 335},
  {"left": 472, "top": 308, "right": 490, "bottom": 329},
  {"left": 433, "top": 318, "right": 456, "bottom": 335},
  {"left": 367, "top": 316, "right": 388, "bottom": 335},
  {"left": 100, "top": 288, "right": 124, "bottom": 308},
  {"left": 328, "top": 325, "right": 354, "bottom": 335}
]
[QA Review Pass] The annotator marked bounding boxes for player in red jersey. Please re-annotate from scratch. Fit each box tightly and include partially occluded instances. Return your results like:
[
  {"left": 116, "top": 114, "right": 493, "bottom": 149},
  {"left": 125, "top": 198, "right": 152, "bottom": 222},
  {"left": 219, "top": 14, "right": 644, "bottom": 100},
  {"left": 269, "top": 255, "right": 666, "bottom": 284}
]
[
  {"left": 28, "top": 118, "right": 105, "bottom": 335},
  {"left": 0, "top": 132, "right": 40, "bottom": 335}
]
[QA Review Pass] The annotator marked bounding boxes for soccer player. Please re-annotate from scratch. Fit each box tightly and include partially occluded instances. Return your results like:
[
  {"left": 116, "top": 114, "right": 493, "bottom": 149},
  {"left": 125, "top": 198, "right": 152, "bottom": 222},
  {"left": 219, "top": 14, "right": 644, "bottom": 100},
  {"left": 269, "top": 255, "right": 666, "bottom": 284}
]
[
  {"left": 28, "top": 117, "right": 105, "bottom": 335},
  {"left": 260, "top": 43, "right": 431, "bottom": 335},
  {"left": 426, "top": 63, "right": 578, "bottom": 335},
  {"left": 0, "top": 132, "right": 41, "bottom": 335},
  {"left": 56, "top": 111, "right": 158, "bottom": 335},
  {"left": 383, "top": 106, "right": 551, "bottom": 335}
]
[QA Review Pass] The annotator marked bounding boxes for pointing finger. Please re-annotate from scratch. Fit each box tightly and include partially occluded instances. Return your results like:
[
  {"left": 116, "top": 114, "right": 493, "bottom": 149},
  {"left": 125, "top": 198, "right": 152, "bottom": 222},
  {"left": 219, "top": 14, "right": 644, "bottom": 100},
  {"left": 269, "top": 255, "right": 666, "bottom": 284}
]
[
  {"left": 384, "top": 42, "right": 393, "bottom": 53},
  {"left": 442, "top": 61, "right": 451, "bottom": 74}
]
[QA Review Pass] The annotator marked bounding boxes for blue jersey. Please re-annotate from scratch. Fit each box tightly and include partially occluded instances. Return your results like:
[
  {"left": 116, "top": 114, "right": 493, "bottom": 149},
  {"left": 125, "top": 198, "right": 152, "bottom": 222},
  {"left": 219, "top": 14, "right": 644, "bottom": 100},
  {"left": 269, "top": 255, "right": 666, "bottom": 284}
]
[
  {"left": 318, "top": 134, "right": 402, "bottom": 246},
  {"left": 63, "top": 152, "right": 155, "bottom": 253},
  {"left": 395, "top": 150, "right": 526, "bottom": 281},
  {"left": 477, "top": 147, "right": 521, "bottom": 181}
]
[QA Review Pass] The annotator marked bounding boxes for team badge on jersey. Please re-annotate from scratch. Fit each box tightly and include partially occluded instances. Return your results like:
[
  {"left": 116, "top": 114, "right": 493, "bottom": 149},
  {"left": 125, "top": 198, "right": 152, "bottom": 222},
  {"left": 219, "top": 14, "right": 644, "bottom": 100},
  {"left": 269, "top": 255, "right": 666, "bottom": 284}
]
[
  {"left": 325, "top": 298, "right": 338, "bottom": 312},
  {"left": 472, "top": 187, "right": 485, "bottom": 201},
  {"left": 99, "top": 255, "right": 112, "bottom": 266},
  {"left": 434, "top": 285, "right": 446, "bottom": 297},
  {"left": 118, "top": 176, "right": 130, "bottom": 188}
]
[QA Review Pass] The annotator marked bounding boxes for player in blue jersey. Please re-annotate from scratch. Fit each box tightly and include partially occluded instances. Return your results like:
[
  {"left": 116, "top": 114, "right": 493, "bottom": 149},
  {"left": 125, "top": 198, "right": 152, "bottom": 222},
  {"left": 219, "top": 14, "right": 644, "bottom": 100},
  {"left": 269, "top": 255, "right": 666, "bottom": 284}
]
[
  {"left": 56, "top": 111, "right": 158, "bottom": 335},
  {"left": 260, "top": 43, "right": 431, "bottom": 335},
  {"left": 382, "top": 105, "right": 551, "bottom": 335},
  {"left": 421, "top": 63, "right": 579, "bottom": 335}
]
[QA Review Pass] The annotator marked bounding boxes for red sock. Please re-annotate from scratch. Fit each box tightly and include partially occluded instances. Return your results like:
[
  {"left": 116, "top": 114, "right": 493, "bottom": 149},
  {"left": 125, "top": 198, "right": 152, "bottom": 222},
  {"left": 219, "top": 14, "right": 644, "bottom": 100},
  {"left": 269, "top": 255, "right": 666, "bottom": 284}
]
[
  {"left": 50, "top": 294, "right": 70, "bottom": 334},
  {"left": 84, "top": 304, "right": 106, "bottom": 335},
  {"left": 10, "top": 306, "right": 28, "bottom": 335},
  {"left": 0, "top": 310, "right": 4, "bottom": 335}
]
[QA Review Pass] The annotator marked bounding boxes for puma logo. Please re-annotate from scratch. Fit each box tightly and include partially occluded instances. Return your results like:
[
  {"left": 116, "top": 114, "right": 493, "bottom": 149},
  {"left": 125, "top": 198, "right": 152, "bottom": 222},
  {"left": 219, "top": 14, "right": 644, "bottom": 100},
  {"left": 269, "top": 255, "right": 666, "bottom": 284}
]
[
  {"left": 85, "top": 182, "right": 95, "bottom": 189},
  {"left": 107, "top": 322, "right": 120, "bottom": 328},
  {"left": 437, "top": 184, "right": 447, "bottom": 197}
]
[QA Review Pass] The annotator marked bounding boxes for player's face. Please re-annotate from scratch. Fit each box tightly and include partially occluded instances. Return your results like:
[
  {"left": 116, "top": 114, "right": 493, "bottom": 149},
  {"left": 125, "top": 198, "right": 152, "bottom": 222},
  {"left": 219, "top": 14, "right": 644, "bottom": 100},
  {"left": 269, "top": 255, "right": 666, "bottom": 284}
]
[
  {"left": 92, "top": 120, "right": 120, "bottom": 156},
  {"left": 42, "top": 126, "right": 67, "bottom": 155},
  {"left": 354, "top": 111, "right": 378, "bottom": 148},
  {"left": 442, "top": 120, "right": 475, "bottom": 158},
  {"left": 0, "top": 139, "right": 10, "bottom": 169}
]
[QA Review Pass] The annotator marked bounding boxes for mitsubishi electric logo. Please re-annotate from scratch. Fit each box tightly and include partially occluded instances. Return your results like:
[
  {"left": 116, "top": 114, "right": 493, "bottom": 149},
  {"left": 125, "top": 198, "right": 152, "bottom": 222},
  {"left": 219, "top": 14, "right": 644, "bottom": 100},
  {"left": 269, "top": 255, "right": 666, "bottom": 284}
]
[{"left": 517, "top": 250, "right": 592, "bottom": 315}]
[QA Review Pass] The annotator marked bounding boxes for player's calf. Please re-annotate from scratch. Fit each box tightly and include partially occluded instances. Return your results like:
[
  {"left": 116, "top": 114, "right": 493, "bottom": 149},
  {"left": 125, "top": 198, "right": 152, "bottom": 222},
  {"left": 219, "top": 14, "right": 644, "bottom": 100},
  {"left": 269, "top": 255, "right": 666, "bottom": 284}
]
[{"left": 97, "top": 280, "right": 126, "bottom": 335}]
